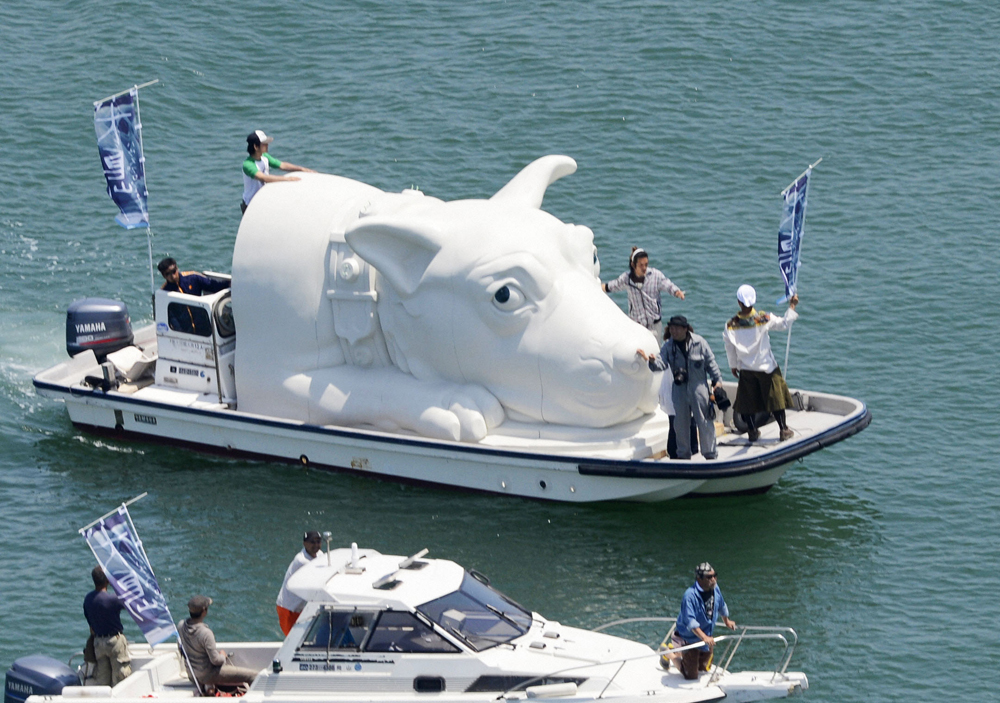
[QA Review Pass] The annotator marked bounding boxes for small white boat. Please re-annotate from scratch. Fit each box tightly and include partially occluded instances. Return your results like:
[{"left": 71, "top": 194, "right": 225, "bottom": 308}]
[
  {"left": 9, "top": 547, "right": 808, "bottom": 703},
  {"left": 33, "top": 158, "right": 870, "bottom": 502}
]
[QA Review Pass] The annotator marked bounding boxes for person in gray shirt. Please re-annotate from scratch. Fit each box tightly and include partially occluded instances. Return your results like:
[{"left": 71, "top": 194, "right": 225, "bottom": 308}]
[
  {"left": 641, "top": 315, "right": 723, "bottom": 460},
  {"left": 177, "top": 595, "right": 258, "bottom": 690}
]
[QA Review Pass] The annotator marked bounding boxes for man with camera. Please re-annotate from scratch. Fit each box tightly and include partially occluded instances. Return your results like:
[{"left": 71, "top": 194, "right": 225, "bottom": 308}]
[
  {"left": 640, "top": 316, "right": 723, "bottom": 459},
  {"left": 659, "top": 315, "right": 723, "bottom": 460}
]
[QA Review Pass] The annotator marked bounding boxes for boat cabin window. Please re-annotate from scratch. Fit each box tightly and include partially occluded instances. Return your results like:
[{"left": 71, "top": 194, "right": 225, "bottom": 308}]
[
  {"left": 364, "top": 611, "right": 460, "bottom": 654},
  {"left": 167, "top": 302, "right": 213, "bottom": 337},
  {"left": 299, "top": 608, "right": 376, "bottom": 652},
  {"left": 417, "top": 572, "right": 532, "bottom": 652}
]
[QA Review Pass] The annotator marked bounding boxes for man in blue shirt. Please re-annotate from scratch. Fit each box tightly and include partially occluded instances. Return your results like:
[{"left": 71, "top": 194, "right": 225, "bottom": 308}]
[
  {"left": 158, "top": 258, "right": 231, "bottom": 297},
  {"left": 672, "top": 562, "right": 736, "bottom": 679},
  {"left": 82, "top": 566, "right": 132, "bottom": 686},
  {"left": 157, "top": 257, "right": 231, "bottom": 335}
]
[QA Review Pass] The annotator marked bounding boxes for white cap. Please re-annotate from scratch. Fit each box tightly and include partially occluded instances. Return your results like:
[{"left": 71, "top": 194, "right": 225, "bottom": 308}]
[
  {"left": 736, "top": 284, "right": 756, "bottom": 307},
  {"left": 254, "top": 129, "right": 274, "bottom": 145}
]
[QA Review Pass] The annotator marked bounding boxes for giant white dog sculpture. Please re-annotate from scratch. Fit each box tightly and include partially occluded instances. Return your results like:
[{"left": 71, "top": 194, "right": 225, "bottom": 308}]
[{"left": 231, "top": 156, "right": 661, "bottom": 442}]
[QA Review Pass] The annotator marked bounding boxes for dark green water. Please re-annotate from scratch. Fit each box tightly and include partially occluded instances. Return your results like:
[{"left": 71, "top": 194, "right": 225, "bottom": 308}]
[{"left": 1, "top": 1, "right": 998, "bottom": 701}]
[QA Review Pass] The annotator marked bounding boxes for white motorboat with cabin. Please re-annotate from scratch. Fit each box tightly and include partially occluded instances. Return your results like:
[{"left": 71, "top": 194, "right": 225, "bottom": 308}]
[
  {"left": 33, "top": 156, "right": 869, "bottom": 502},
  {"left": 6, "top": 546, "right": 808, "bottom": 703}
]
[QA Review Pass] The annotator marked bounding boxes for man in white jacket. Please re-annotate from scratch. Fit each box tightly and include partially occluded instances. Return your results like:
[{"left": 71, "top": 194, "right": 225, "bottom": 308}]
[
  {"left": 276, "top": 531, "right": 324, "bottom": 635},
  {"left": 722, "top": 285, "right": 799, "bottom": 442}
]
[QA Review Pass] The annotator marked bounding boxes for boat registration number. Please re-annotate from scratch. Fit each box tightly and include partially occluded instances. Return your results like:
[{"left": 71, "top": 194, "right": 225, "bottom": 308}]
[{"left": 299, "top": 663, "right": 365, "bottom": 672}]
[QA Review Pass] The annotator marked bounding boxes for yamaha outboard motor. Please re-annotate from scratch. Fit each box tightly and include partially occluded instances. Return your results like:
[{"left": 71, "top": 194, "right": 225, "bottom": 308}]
[
  {"left": 4, "top": 655, "right": 79, "bottom": 703},
  {"left": 66, "top": 298, "right": 133, "bottom": 361}
]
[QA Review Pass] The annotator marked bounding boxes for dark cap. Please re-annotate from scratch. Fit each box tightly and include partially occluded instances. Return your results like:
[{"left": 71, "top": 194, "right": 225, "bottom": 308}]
[
  {"left": 667, "top": 315, "right": 690, "bottom": 329},
  {"left": 188, "top": 595, "right": 212, "bottom": 613},
  {"left": 303, "top": 530, "right": 322, "bottom": 542},
  {"left": 695, "top": 562, "right": 715, "bottom": 578}
]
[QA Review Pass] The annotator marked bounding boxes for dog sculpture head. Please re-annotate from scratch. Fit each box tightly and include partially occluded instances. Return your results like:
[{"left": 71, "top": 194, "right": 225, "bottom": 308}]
[{"left": 345, "top": 156, "right": 661, "bottom": 428}]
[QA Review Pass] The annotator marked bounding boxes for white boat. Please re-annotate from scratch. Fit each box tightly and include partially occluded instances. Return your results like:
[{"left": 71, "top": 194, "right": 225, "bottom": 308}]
[
  {"left": 10, "top": 547, "right": 808, "bottom": 703},
  {"left": 33, "top": 157, "right": 870, "bottom": 503},
  {"left": 34, "top": 285, "right": 869, "bottom": 503}
]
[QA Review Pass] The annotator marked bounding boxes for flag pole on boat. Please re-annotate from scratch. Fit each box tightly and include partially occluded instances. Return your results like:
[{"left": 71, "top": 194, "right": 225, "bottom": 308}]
[
  {"left": 79, "top": 491, "right": 205, "bottom": 695},
  {"left": 93, "top": 79, "right": 160, "bottom": 304},
  {"left": 777, "top": 157, "right": 821, "bottom": 379},
  {"left": 77, "top": 491, "right": 179, "bottom": 646}
]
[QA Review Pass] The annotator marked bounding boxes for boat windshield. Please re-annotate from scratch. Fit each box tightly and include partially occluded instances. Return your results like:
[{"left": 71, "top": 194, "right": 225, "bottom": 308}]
[{"left": 417, "top": 572, "right": 533, "bottom": 652}]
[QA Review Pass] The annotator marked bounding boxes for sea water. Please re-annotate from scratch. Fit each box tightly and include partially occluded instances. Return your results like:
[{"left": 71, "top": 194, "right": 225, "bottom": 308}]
[{"left": 1, "top": 1, "right": 998, "bottom": 701}]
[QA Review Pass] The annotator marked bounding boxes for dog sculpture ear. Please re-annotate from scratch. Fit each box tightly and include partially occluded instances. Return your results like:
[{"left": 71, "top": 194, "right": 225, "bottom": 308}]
[
  {"left": 490, "top": 155, "right": 577, "bottom": 210},
  {"left": 346, "top": 216, "right": 443, "bottom": 297}
]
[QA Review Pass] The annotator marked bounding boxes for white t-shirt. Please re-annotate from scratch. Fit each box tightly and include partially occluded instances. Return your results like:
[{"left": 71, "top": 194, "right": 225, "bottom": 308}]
[
  {"left": 275, "top": 547, "right": 323, "bottom": 612},
  {"left": 242, "top": 153, "right": 280, "bottom": 205},
  {"left": 658, "top": 366, "right": 675, "bottom": 415}
]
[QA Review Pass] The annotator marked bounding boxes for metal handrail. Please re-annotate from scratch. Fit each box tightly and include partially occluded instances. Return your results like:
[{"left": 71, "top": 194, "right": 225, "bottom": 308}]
[
  {"left": 66, "top": 651, "right": 87, "bottom": 685},
  {"left": 495, "top": 637, "right": 778, "bottom": 700},
  {"left": 591, "top": 616, "right": 678, "bottom": 632},
  {"left": 708, "top": 629, "right": 796, "bottom": 685},
  {"left": 591, "top": 617, "right": 800, "bottom": 688}
]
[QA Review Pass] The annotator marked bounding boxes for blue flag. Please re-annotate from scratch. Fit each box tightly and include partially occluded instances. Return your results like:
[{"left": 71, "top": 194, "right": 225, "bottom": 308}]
[
  {"left": 777, "top": 168, "right": 811, "bottom": 304},
  {"left": 94, "top": 88, "right": 149, "bottom": 229},
  {"left": 82, "top": 505, "right": 176, "bottom": 644}
]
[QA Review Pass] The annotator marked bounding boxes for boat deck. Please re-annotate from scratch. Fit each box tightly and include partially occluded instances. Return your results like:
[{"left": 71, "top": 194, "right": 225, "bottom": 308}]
[{"left": 83, "top": 643, "right": 279, "bottom": 699}]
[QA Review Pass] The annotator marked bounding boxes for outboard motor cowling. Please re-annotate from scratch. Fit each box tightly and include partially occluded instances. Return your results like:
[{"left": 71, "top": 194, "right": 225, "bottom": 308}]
[
  {"left": 4, "top": 655, "right": 79, "bottom": 703},
  {"left": 66, "top": 298, "right": 133, "bottom": 361}
]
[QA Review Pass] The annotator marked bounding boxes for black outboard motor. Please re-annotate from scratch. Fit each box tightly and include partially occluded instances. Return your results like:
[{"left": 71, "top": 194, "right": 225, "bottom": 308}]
[
  {"left": 66, "top": 298, "right": 133, "bottom": 361},
  {"left": 4, "top": 655, "right": 79, "bottom": 703}
]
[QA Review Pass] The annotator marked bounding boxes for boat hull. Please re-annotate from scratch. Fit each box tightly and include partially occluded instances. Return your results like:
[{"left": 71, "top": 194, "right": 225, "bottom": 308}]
[{"left": 34, "top": 367, "right": 870, "bottom": 502}]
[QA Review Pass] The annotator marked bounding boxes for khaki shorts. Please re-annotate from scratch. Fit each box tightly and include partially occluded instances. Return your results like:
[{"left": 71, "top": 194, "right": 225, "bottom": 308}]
[{"left": 93, "top": 633, "right": 131, "bottom": 686}]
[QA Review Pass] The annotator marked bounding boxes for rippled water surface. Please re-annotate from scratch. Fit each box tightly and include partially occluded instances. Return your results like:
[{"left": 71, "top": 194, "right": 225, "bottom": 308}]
[{"left": 1, "top": 2, "right": 998, "bottom": 701}]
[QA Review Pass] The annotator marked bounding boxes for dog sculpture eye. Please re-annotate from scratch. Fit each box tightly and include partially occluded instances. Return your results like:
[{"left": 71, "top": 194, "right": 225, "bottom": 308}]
[{"left": 492, "top": 284, "right": 524, "bottom": 311}]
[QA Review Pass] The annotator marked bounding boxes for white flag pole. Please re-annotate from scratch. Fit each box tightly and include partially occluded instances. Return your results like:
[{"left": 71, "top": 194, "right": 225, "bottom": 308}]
[
  {"left": 780, "top": 157, "right": 822, "bottom": 196},
  {"left": 95, "top": 79, "right": 159, "bottom": 107},
  {"left": 96, "top": 80, "right": 160, "bottom": 304},
  {"left": 79, "top": 492, "right": 148, "bottom": 533},
  {"left": 778, "top": 158, "right": 821, "bottom": 380},
  {"left": 783, "top": 314, "right": 793, "bottom": 379},
  {"left": 129, "top": 83, "right": 157, "bottom": 299}
]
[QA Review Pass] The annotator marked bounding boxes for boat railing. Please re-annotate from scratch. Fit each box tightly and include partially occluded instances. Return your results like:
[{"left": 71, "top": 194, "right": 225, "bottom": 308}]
[
  {"left": 493, "top": 638, "right": 774, "bottom": 700},
  {"left": 705, "top": 626, "right": 798, "bottom": 684},
  {"left": 592, "top": 616, "right": 799, "bottom": 687}
]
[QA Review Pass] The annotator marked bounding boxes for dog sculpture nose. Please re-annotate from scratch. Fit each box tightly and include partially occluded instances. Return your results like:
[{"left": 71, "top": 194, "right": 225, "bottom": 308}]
[{"left": 612, "top": 329, "right": 660, "bottom": 378}]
